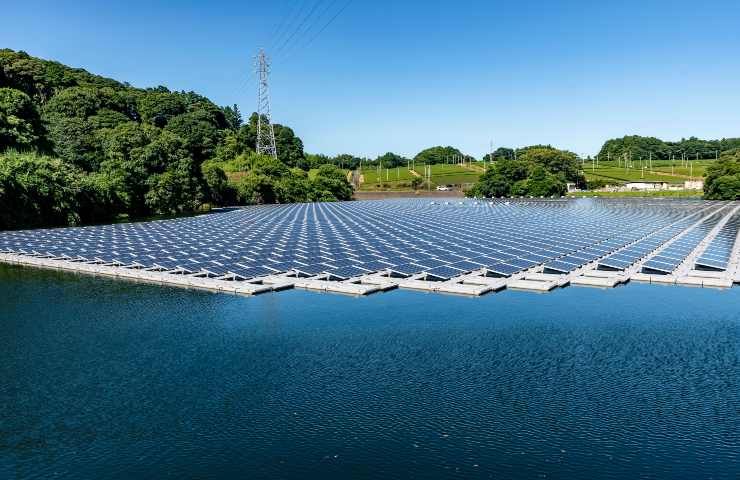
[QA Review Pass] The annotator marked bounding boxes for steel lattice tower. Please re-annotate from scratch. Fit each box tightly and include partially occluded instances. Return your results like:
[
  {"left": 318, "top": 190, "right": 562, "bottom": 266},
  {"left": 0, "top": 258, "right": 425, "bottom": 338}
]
[{"left": 255, "top": 49, "right": 277, "bottom": 159}]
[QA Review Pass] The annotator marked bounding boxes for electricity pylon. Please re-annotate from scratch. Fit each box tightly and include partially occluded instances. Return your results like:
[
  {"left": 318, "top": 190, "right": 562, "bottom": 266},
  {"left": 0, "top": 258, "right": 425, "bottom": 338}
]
[{"left": 255, "top": 49, "right": 277, "bottom": 159}]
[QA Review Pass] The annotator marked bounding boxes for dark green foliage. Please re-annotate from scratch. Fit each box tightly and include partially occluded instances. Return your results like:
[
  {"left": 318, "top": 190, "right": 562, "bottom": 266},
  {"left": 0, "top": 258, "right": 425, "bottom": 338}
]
[
  {"left": 376, "top": 152, "right": 408, "bottom": 169},
  {"left": 305, "top": 153, "right": 366, "bottom": 171},
  {"left": 0, "top": 87, "right": 45, "bottom": 151},
  {"left": 222, "top": 104, "right": 242, "bottom": 130},
  {"left": 0, "top": 151, "right": 117, "bottom": 229},
  {"left": 136, "top": 91, "right": 186, "bottom": 127},
  {"left": 520, "top": 147, "right": 583, "bottom": 184},
  {"left": 468, "top": 147, "right": 581, "bottom": 198},
  {"left": 242, "top": 113, "right": 306, "bottom": 168},
  {"left": 704, "top": 149, "right": 740, "bottom": 200},
  {"left": 201, "top": 163, "right": 233, "bottom": 206},
  {"left": 273, "top": 124, "right": 304, "bottom": 168},
  {"left": 510, "top": 166, "right": 567, "bottom": 197},
  {"left": 43, "top": 115, "right": 100, "bottom": 170},
  {"left": 165, "top": 110, "right": 222, "bottom": 162},
  {"left": 597, "top": 135, "right": 740, "bottom": 161},
  {"left": 310, "top": 164, "right": 353, "bottom": 201},
  {"left": 414, "top": 146, "right": 471, "bottom": 165},
  {"left": 0, "top": 49, "right": 339, "bottom": 230}
]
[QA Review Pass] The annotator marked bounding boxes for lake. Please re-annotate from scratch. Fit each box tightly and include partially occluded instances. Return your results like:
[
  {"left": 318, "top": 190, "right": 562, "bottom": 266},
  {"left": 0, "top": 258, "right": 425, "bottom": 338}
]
[{"left": 1, "top": 264, "right": 739, "bottom": 479}]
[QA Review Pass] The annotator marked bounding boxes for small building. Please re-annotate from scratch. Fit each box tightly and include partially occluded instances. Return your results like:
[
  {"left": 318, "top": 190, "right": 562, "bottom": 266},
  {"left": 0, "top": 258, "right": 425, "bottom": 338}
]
[
  {"left": 684, "top": 180, "right": 704, "bottom": 190},
  {"left": 621, "top": 182, "right": 668, "bottom": 191}
]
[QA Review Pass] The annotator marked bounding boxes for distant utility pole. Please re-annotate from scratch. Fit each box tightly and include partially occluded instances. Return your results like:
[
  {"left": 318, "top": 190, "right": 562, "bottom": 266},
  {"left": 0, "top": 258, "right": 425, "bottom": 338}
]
[
  {"left": 255, "top": 49, "right": 277, "bottom": 159},
  {"left": 488, "top": 140, "right": 494, "bottom": 172}
]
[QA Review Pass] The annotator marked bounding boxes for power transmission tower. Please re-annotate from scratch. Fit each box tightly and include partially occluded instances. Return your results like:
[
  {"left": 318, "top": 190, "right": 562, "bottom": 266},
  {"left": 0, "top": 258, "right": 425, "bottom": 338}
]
[{"left": 255, "top": 49, "right": 277, "bottom": 159}]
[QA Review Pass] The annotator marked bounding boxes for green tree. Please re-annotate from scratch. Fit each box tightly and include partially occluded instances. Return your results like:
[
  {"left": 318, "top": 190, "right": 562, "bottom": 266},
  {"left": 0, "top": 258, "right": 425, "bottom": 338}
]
[
  {"left": 0, "top": 87, "right": 44, "bottom": 151},
  {"left": 145, "top": 157, "right": 204, "bottom": 214},
  {"left": 310, "top": 164, "right": 353, "bottom": 201},
  {"left": 44, "top": 115, "right": 101, "bottom": 170},
  {"left": 137, "top": 91, "right": 186, "bottom": 127},
  {"left": 519, "top": 147, "right": 584, "bottom": 185},
  {"left": 165, "top": 110, "right": 222, "bottom": 162},
  {"left": 222, "top": 104, "right": 242, "bottom": 130},
  {"left": 410, "top": 176, "right": 423, "bottom": 190},
  {"left": 376, "top": 152, "right": 408, "bottom": 169},
  {"left": 704, "top": 149, "right": 740, "bottom": 200},
  {"left": 414, "top": 146, "right": 467, "bottom": 165},
  {"left": 202, "top": 162, "right": 231, "bottom": 205},
  {"left": 0, "top": 151, "right": 83, "bottom": 228}
]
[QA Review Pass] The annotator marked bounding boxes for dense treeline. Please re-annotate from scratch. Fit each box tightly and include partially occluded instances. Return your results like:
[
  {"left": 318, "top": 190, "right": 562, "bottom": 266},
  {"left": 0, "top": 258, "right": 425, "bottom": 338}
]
[
  {"left": 0, "top": 49, "right": 352, "bottom": 230},
  {"left": 596, "top": 135, "right": 740, "bottom": 161},
  {"left": 2, "top": 50, "right": 740, "bottom": 229},
  {"left": 704, "top": 149, "right": 740, "bottom": 200},
  {"left": 467, "top": 147, "right": 584, "bottom": 198}
]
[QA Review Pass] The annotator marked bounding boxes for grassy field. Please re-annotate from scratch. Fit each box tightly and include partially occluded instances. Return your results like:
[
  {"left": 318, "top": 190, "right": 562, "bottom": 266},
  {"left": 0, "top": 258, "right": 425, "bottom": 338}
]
[
  {"left": 568, "top": 190, "right": 703, "bottom": 198},
  {"left": 354, "top": 158, "right": 716, "bottom": 191},
  {"left": 357, "top": 164, "right": 480, "bottom": 190},
  {"left": 582, "top": 159, "right": 713, "bottom": 184}
]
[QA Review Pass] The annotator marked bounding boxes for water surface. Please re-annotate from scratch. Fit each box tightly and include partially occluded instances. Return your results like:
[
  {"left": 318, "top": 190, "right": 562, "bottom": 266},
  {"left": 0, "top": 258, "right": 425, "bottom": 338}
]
[{"left": 1, "top": 264, "right": 739, "bottom": 479}]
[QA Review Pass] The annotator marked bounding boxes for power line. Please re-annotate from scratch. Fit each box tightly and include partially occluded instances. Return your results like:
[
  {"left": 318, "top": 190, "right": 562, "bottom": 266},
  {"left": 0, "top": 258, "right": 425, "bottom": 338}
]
[
  {"left": 273, "top": 0, "right": 328, "bottom": 58},
  {"left": 269, "top": 0, "right": 310, "bottom": 54},
  {"left": 277, "top": 0, "right": 341, "bottom": 60},
  {"left": 277, "top": 0, "right": 354, "bottom": 64}
]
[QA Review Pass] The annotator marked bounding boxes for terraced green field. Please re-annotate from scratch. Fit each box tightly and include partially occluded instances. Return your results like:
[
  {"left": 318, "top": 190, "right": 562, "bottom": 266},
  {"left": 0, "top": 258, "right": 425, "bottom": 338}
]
[
  {"left": 358, "top": 164, "right": 480, "bottom": 190},
  {"left": 582, "top": 159, "right": 713, "bottom": 184}
]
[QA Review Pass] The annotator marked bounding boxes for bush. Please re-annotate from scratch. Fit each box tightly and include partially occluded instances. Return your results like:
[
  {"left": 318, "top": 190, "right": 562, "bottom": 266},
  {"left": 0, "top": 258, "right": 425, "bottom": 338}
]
[{"left": 704, "top": 149, "right": 740, "bottom": 200}]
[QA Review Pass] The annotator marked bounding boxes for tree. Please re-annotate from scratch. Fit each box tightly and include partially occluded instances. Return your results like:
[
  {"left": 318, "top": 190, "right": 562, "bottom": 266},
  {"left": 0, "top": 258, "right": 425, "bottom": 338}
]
[
  {"left": 0, "top": 151, "right": 86, "bottom": 229},
  {"left": 273, "top": 124, "right": 305, "bottom": 168},
  {"left": 704, "top": 149, "right": 740, "bottom": 200},
  {"left": 519, "top": 147, "right": 584, "bottom": 186},
  {"left": 42, "top": 86, "right": 121, "bottom": 118},
  {"left": 0, "top": 87, "right": 44, "bottom": 151},
  {"left": 165, "top": 110, "right": 222, "bottom": 162},
  {"left": 202, "top": 162, "right": 231, "bottom": 205},
  {"left": 410, "top": 176, "right": 423, "bottom": 190},
  {"left": 376, "top": 152, "right": 408, "bottom": 169},
  {"left": 44, "top": 115, "right": 101, "bottom": 170},
  {"left": 310, "top": 164, "right": 353, "bottom": 201},
  {"left": 465, "top": 148, "right": 574, "bottom": 198},
  {"left": 145, "top": 157, "right": 204, "bottom": 215},
  {"left": 222, "top": 104, "right": 242, "bottom": 130},
  {"left": 136, "top": 91, "right": 186, "bottom": 127},
  {"left": 414, "top": 146, "right": 467, "bottom": 165},
  {"left": 512, "top": 166, "right": 566, "bottom": 197}
]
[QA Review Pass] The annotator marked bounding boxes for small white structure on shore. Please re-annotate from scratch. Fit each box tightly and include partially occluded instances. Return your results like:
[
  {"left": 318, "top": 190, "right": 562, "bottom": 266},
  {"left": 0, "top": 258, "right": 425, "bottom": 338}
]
[{"left": 684, "top": 180, "right": 704, "bottom": 190}]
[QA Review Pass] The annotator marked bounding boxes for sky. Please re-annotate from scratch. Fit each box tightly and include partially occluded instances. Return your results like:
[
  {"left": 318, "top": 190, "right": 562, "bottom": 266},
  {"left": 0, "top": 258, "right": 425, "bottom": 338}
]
[{"left": 2, "top": 0, "right": 739, "bottom": 158}]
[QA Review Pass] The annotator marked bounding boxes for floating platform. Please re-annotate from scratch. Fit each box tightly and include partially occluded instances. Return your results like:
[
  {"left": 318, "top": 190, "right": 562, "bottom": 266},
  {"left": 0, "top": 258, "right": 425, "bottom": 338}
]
[{"left": 1, "top": 198, "right": 739, "bottom": 298}]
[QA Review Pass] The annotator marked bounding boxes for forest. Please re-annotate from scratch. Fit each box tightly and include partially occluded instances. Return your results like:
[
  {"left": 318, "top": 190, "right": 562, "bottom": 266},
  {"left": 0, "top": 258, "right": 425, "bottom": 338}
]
[
  {"left": 2, "top": 49, "right": 740, "bottom": 230},
  {"left": 0, "top": 49, "right": 352, "bottom": 230}
]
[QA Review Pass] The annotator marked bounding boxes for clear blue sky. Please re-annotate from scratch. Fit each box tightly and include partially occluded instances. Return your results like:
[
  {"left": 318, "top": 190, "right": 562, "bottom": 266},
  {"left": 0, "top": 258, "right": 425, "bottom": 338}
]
[{"left": 2, "top": 0, "right": 739, "bottom": 158}]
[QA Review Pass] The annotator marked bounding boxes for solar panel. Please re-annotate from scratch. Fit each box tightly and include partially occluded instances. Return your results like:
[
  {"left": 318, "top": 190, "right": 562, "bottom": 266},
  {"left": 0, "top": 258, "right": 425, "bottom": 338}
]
[{"left": 0, "top": 198, "right": 729, "bottom": 289}]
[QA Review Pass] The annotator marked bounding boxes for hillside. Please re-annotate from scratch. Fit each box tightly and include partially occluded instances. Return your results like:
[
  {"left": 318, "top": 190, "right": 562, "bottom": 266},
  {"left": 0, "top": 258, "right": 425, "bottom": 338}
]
[{"left": 0, "top": 49, "right": 351, "bottom": 230}]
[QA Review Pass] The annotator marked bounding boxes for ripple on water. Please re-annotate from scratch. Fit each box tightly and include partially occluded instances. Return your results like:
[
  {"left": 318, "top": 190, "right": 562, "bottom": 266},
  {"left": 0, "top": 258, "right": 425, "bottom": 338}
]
[{"left": 1, "top": 265, "right": 740, "bottom": 479}]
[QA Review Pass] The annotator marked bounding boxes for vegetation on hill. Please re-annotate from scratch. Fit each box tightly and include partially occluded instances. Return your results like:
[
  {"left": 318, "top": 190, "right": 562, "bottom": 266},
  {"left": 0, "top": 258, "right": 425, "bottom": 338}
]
[
  {"left": 414, "top": 146, "right": 474, "bottom": 165},
  {"left": 2, "top": 50, "right": 740, "bottom": 229},
  {"left": 596, "top": 135, "right": 740, "bottom": 161},
  {"left": 0, "top": 49, "right": 352, "bottom": 230},
  {"left": 704, "top": 149, "right": 740, "bottom": 200},
  {"left": 466, "top": 147, "right": 584, "bottom": 198}
]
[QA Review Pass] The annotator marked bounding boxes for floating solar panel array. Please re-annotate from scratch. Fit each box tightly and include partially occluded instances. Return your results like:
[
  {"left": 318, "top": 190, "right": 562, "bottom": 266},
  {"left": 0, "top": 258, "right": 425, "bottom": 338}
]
[
  {"left": 695, "top": 211, "right": 740, "bottom": 271},
  {"left": 642, "top": 209, "right": 726, "bottom": 274},
  {"left": 1, "top": 199, "right": 739, "bottom": 294}
]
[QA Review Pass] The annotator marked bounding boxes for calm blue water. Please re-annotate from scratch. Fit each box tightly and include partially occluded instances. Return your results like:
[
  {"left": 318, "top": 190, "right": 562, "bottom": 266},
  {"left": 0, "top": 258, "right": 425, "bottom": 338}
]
[{"left": 1, "top": 264, "right": 739, "bottom": 479}]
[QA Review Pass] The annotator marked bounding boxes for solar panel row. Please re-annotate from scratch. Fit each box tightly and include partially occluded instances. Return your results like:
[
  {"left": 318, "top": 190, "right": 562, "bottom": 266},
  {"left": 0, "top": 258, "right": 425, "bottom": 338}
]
[
  {"left": 0, "top": 199, "right": 732, "bottom": 283},
  {"left": 695, "top": 211, "right": 740, "bottom": 271}
]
